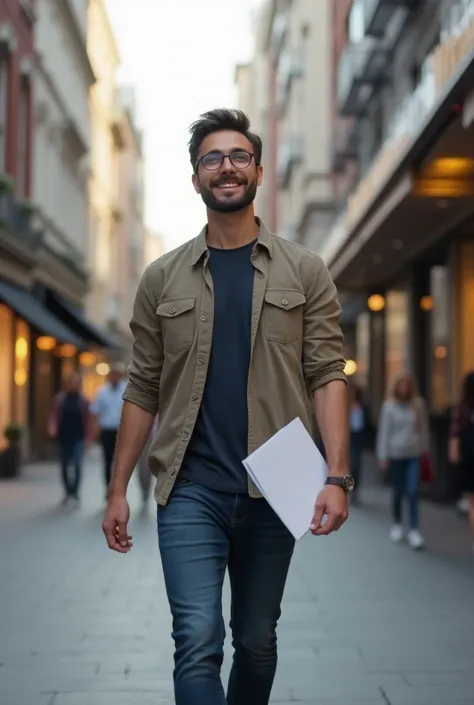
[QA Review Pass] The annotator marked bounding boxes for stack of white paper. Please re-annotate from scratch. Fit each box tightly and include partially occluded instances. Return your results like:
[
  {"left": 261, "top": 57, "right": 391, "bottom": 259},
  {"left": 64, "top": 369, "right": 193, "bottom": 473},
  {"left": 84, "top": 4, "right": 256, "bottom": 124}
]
[{"left": 242, "top": 417, "right": 328, "bottom": 540}]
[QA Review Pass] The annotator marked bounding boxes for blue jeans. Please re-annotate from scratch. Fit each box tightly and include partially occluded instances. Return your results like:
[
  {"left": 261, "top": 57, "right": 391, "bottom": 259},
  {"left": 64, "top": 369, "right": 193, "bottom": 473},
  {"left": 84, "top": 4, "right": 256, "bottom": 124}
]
[
  {"left": 157, "top": 480, "right": 295, "bottom": 705},
  {"left": 389, "top": 457, "right": 420, "bottom": 529},
  {"left": 59, "top": 439, "right": 84, "bottom": 497}
]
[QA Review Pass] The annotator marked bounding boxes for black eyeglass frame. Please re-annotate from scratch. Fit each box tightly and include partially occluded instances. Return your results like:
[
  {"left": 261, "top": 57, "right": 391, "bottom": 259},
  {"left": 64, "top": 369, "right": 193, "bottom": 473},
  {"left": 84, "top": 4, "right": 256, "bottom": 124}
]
[{"left": 195, "top": 150, "right": 257, "bottom": 172}]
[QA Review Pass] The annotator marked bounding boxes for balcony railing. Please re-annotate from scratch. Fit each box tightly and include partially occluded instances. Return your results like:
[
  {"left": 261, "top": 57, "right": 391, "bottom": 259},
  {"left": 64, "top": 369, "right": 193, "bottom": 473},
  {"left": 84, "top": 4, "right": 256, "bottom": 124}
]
[
  {"left": 277, "top": 136, "right": 303, "bottom": 188},
  {"left": 332, "top": 119, "right": 359, "bottom": 172},
  {"left": 362, "top": 0, "right": 418, "bottom": 37},
  {"left": 0, "top": 189, "right": 43, "bottom": 250},
  {"left": 337, "top": 37, "right": 391, "bottom": 117}
]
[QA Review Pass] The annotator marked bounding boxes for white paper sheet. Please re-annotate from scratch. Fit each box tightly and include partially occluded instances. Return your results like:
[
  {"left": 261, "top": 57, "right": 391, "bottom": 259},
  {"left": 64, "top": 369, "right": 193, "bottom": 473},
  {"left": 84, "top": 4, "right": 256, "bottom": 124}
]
[{"left": 242, "top": 417, "right": 328, "bottom": 540}]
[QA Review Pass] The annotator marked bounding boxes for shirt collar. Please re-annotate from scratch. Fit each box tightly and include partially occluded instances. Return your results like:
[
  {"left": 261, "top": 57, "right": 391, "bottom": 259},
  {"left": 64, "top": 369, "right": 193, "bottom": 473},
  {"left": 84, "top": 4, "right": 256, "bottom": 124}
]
[{"left": 191, "top": 217, "right": 273, "bottom": 266}]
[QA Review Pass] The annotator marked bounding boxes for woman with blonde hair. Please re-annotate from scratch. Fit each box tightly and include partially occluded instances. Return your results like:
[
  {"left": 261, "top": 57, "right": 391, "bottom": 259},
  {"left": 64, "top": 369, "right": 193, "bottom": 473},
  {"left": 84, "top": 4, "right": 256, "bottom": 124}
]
[{"left": 376, "top": 372, "right": 429, "bottom": 549}]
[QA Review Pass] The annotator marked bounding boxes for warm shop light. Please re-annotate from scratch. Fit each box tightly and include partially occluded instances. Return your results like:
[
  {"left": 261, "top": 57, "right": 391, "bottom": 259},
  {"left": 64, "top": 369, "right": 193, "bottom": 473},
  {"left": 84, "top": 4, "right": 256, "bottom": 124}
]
[
  {"left": 14, "top": 369, "right": 27, "bottom": 386},
  {"left": 57, "top": 344, "right": 77, "bottom": 358},
  {"left": 36, "top": 336, "right": 56, "bottom": 351},
  {"left": 344, "top": 360, "right": 357, "bottom": 376},
  {"left": 420, "top": 295, "right": 433, "bottom": 311},
  {"left": 427, "top": 157, "right": 474, "bottom": 177},
  {"left": 367, "top": 294, "right": 385, "bottom": 312},
  {"left": 79, "top": 351, "right": 96, "bottom": 367},
  {"left": 96, "top": 362, "right": 110, "bottom": 376},
  {"left": 15, "top": 336, "right": 28, "bottom": 360},
  {"left": 434, "top": 345, "right": 448, "bottom": 360}
]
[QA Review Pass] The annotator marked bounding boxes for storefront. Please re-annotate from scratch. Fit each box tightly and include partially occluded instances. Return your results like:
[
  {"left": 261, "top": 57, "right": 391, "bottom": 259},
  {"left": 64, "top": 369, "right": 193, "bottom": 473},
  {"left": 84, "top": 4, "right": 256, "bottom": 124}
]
[{"left": 324, "top": 11, "right": 474, "bottom": 500}]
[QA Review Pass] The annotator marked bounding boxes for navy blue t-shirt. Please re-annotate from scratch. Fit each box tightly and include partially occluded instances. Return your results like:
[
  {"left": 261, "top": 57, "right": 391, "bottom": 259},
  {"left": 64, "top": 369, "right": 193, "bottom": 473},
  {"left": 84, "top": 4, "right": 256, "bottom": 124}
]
[{"left": 180, "top": 239, "right": 255, "bottom": 493}]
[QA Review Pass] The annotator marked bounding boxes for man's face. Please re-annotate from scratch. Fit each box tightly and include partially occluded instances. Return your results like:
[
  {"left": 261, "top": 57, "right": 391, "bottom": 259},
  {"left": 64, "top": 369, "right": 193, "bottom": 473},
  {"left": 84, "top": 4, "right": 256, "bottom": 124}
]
[{"left": 192, "top": 130, "right": 263, "bottom": 214}]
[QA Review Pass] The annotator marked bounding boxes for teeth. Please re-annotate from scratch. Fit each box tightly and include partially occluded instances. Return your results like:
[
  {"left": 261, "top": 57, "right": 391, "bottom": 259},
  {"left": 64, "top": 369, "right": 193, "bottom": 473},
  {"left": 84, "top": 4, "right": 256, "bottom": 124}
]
[{"left": 217, "top": 183, "right": 239, "bottom": 188}]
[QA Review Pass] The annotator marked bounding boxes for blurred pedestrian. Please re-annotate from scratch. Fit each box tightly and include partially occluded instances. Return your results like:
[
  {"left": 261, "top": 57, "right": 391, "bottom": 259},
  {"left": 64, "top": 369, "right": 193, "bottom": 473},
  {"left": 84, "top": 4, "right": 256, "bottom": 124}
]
[
  {"left": 348, "top": 381, "right": 367, "bottom": 504},
  {"left": 448, "top": 371, "right": 474, "bottom": 554},
  {"left": 102, "top": 108, "right": 351, "bottom": 705},
  {"left": 48, "top": 373, "right": 92, "bottom": 505},
  {"left": 91, "top": 362, "right": 126, "bottom": 498},
  {"left": 377, "top": 373, "right": 429, "bottom": 549}
]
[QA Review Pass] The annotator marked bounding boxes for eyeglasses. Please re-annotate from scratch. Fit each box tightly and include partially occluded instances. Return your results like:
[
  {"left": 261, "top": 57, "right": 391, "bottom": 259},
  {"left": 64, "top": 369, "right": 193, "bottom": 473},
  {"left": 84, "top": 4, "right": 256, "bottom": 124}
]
[{"left": 196, "top": 150, "right": 255, "bottom": 172}]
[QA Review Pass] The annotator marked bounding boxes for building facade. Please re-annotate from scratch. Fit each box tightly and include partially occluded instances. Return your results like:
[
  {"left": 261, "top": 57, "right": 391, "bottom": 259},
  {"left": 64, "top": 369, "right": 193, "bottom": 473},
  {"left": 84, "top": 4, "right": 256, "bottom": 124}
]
[
  {"left": 83, "top": 0, "right": 125, "bottom": 400},
  {"left": 0, "top": 0, "right": 129, "bottom": 461},
  {"left": 272, "top": 0, "right": 335, "bottom": 250},
  {"left": 33, "top": 0, "right": 93, "bottom": 298},
  {"left": 323, "top": 0, "right": 474, "bottom": 499},
  {"left": 234, "top": 0, "right": 278, "bottom": 230},
  {"left": 0, "top": 0, "right": 36, "bottom": 452},
  {"left": 110, "top": 85, "right": 146, "bottom": 348}
]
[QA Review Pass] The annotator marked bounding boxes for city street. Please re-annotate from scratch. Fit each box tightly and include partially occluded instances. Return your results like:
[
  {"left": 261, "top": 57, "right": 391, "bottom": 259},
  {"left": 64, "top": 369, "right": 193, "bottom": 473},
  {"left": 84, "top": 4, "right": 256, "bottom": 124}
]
[{"left": 1, "top": 448, "right": 474, "bottom": 705}]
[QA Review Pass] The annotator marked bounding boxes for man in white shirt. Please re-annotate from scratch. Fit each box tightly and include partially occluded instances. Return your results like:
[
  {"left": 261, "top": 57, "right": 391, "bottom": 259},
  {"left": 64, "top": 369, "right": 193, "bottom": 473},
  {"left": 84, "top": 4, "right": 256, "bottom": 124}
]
[{"left": 91, "top": 363, "right": 127, "bottom": 495}]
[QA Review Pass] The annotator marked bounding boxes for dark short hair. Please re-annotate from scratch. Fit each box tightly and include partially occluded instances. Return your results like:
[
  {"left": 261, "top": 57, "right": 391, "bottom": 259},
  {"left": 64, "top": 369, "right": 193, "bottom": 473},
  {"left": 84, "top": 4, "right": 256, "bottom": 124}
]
[{"left": 188, "top": 108, "right": 262, "bottom": 172}]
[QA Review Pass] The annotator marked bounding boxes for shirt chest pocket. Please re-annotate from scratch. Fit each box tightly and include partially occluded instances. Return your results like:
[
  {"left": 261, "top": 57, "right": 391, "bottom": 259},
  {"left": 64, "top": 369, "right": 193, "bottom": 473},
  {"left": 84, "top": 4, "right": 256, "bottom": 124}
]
[
  {"left": 263, "top": 290, "right": 306, "bottom": 344},
  {"left": 156, "top": 297, "right": 196, "bottom": 353}
]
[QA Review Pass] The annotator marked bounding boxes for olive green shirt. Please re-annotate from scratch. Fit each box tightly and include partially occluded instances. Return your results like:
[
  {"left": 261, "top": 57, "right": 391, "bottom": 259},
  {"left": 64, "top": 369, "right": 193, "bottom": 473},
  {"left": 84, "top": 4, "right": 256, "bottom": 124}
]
[{"left": 123, "top": 218, "right": 346, "bottom": 505}]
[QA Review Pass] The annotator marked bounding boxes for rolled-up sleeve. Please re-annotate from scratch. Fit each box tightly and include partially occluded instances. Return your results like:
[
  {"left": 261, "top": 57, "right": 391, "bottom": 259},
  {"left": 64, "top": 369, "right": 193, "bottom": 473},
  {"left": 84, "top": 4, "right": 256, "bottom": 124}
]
[
  {"left": 122, "top": 263, "right": 163, "bottom": 415},
  {"left": 302, "top": 253, "right": 346, "bottom": 392}
]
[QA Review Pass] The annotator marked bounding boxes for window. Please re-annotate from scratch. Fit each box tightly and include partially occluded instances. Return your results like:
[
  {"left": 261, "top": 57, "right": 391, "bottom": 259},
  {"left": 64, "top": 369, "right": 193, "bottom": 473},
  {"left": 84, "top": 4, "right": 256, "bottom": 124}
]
[
  {"left": 0, "top": 57, "right": 8, "bottom": 173},
  {"left": 430, "top": 266, "right": 449, "bottom": 411},
  {"left": 16, "top": 79, "right": 29, "bottom": 196},
  {"left": 348, "top": 0, "right": 365, "bottom": 44},
  {"left": 0, "top": 304, "right": 13, "bottom": 447},
  {"left": 385, "top": 290, "right": 409, "bottom": 388}
]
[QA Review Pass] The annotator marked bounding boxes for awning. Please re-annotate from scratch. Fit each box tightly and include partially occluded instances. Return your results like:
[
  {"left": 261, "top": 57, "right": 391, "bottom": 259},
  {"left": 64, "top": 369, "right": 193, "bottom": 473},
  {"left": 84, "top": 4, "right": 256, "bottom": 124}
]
[
  {"left": 0, "top": 281, "right": 87, "bottom": 349},
  {"left": 48, "top": 293, "right": 123, "bottom": 350}
]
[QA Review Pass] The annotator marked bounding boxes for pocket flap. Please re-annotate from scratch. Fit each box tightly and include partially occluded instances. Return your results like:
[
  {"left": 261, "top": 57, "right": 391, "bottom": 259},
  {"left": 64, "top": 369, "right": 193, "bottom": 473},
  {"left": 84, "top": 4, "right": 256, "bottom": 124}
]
[
  {"left": 264, "top": 290, "right": 306, "bottom": 311},
  {"left": 156, "top": 298, "right": 196, "bottom": 318}
]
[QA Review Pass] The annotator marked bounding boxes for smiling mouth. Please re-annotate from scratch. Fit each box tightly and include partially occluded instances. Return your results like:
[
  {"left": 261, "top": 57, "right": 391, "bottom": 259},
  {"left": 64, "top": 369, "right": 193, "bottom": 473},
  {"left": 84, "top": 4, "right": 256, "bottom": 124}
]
[{"left": 214, "top": 181, "right": 243, "bottom": 190}]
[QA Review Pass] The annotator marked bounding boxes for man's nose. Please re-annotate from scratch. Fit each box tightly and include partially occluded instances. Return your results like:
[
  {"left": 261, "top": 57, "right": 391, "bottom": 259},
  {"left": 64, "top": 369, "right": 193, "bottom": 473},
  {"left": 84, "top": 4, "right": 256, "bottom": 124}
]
[{"left": 220, "top": 155, "right": 236, "bottom": 172}]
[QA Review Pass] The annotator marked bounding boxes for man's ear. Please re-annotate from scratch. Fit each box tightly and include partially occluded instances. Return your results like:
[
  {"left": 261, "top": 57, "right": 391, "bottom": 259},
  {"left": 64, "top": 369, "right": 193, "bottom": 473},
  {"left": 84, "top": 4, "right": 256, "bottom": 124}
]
[
  {"left": 256, "top": 165, "right": 263, "bottom": 187},
  {"left": 192, "top": 173, "right": 200, "bottom": 194}
]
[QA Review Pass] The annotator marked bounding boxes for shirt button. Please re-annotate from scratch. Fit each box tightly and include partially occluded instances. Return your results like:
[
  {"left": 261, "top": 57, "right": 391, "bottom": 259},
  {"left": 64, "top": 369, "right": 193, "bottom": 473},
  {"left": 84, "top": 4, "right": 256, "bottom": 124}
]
[
  {"left": 281, "top": 298, "right": 289, "bottom": 306},
  {"left": 192, "top": 394, "right": 199, "bottom": 401},
  {"left": 258, "top": 272, "right": 264, "bottom": 279},
  {"left": 182, "top": 432, "right": 189, "bottom": 440},
  {"left": 169, "top": 307, "right": 177, "bottom": 315},
  {"left": 197, "top": 358, "right": 204, "bottom": 366},
  {"left": 200, "top": 315, "right": 206, "bottom": 322}
]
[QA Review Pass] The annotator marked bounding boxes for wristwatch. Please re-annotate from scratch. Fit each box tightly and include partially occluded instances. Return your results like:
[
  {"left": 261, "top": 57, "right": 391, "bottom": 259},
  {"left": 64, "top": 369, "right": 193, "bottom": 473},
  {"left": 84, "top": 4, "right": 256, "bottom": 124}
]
[{"left": 325, "top": 475, "right": 355, "bottom": 492}]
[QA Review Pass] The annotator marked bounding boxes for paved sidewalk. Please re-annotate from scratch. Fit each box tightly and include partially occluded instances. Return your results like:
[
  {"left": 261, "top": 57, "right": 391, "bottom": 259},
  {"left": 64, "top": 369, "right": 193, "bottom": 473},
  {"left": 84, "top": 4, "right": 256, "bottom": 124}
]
[{"left": 1, "top": 448, "right": 474, "bottom": 705}]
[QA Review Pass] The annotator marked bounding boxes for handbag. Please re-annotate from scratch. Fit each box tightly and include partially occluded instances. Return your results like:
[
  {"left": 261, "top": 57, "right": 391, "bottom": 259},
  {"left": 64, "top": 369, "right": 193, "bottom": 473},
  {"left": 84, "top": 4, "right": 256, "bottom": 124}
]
[{"left": 420, "top": 452, "right": 434, "bottom": 484}]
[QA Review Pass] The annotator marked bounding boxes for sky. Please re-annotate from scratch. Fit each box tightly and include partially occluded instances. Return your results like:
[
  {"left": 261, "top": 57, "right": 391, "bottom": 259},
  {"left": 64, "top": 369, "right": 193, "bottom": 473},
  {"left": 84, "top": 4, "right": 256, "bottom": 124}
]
[{"left": 105, "top": 0, "right": 263, "bottom": 253}]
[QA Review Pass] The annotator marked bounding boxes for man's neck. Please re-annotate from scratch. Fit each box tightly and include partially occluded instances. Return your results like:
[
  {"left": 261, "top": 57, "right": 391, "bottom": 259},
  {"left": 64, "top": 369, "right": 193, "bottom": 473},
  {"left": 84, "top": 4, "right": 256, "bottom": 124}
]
[{"left": 206, "top": 207, "right": 258, "bottom": 250}]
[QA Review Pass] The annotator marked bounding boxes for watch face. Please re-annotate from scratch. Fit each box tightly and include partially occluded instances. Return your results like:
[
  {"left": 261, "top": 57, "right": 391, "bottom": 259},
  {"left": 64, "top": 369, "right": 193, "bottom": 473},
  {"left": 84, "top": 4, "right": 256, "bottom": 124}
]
[{"left": 343, "top": 475, "right": 355, "bottom": 492}]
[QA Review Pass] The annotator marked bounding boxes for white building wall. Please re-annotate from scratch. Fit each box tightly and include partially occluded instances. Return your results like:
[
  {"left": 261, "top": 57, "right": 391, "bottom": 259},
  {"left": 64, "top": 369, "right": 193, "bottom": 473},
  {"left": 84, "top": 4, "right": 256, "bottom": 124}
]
[{"left": 33, "top": 0, "right": 92, "bottom": 264}]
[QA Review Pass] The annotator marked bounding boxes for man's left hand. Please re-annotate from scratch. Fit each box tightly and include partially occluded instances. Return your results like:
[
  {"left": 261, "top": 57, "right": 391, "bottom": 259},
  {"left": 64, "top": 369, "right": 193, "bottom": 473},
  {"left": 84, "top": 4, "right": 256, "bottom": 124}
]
[{"left": 310, "top": 485, "right": 349, "bottom": 536}]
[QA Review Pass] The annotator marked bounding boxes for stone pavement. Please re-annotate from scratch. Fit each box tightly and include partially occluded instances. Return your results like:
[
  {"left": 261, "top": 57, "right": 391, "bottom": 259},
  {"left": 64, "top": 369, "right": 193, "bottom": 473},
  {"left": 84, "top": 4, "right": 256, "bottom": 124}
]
[{"left": 1, "top": 447, "right": 474, "bottom": 705}]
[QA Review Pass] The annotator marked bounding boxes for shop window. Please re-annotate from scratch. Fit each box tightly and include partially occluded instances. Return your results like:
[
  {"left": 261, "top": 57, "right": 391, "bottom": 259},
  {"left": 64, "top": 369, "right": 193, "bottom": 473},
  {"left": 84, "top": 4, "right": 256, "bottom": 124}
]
[
  {"left": 385, "top": 290, "right": 408, "bottom": 390},
  {"left": 0, "top": 56, "right": 8, "bottom": 173},
  {"left": 14, "top": 319, "right": 30, "bottom": 426},
  {"left": 355, "top": 312, "right": 370, "bottom": 391},
  {"left": 0, "top": 304, "right": 13, "bottom": 447},
  {"left": 430, "top": 265, "right": 449, "bottom": 411}
]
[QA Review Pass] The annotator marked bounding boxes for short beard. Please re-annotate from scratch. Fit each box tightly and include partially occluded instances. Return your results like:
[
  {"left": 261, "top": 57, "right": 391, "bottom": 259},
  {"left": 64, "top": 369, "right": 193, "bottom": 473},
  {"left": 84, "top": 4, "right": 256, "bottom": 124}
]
[{"left": 199, "top": 180, "right": 258, "bottom": 214}]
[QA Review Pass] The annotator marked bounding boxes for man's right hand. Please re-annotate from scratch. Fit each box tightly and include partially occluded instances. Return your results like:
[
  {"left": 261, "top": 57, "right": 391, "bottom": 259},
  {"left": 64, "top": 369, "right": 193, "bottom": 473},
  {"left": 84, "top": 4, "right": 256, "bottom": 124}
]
[{"left": 102, "top": 495, "right": 132, "bottom": 553}]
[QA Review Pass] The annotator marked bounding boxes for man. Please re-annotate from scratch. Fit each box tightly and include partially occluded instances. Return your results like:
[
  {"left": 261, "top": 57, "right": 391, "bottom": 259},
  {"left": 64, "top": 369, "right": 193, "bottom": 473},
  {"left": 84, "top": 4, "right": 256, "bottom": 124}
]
[
  {"left": 91, "top": 362, "right": 126, "bottom": 495},
  {"left": 48, "top": 373, "right": 92, "bottom": 504},
  {"left": 102, "top": 109, "right": 352, "bottom": 705}
]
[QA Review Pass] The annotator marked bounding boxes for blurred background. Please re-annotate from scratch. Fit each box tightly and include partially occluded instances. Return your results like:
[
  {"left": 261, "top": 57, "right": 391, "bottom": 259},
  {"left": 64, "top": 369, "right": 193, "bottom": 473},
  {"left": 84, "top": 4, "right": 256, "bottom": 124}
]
[{"left": 0, "top": 0, "right": 473, "bottom": 506}]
